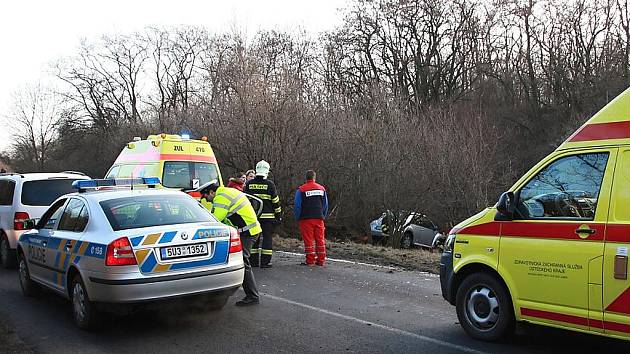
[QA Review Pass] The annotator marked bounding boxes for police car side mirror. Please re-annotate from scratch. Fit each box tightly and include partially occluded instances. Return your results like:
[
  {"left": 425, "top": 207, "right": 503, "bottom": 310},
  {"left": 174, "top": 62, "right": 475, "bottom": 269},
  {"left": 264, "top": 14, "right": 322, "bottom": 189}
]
[
  {"left": 495, "top": 191, "right": 516, "bottom": 221},
  {"left": 22, "top": 219, "right": 38, "bottom": 230}
]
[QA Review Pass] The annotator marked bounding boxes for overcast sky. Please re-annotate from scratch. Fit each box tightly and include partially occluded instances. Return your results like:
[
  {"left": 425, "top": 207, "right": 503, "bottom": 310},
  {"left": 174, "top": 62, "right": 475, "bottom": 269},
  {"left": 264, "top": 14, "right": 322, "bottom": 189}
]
[{"left": 0, "top": 0, "right": 348, "bottom": 151}]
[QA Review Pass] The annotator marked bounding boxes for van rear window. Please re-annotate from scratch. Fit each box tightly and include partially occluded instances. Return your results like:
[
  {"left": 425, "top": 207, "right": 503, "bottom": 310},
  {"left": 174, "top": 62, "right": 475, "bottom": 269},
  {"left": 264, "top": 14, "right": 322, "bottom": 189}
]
[
  {"left": 21, "top": 179, "right": 80, "bottom": 206},
  {"left": 163, "top": 162, "right": 219, "bottom": 190}
]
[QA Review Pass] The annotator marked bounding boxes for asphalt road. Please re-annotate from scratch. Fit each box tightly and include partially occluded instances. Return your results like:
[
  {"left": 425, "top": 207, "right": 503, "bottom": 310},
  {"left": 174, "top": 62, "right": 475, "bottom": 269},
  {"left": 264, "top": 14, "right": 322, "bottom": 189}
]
[{"left": 0, "top": 252, "right": 628, "bottom": 353}]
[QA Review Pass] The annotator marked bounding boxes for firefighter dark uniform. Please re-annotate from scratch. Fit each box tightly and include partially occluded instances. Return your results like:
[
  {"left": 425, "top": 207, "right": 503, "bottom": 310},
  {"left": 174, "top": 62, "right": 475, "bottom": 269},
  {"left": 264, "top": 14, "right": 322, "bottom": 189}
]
[
  {"left": 202, "top": 184, "right": 262, "bottom": 305},
  {"left": 245, "top": 172, "right": 281, "bottom": 267}
]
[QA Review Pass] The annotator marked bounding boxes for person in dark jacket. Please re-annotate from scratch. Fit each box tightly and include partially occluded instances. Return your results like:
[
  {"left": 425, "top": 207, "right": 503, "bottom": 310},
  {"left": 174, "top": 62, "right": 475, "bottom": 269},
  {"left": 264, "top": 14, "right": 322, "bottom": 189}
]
[
  {"left": 294, "top": 170, "right": 328, "bottom": 266},
  {"left": 244, "top": 160, "right": 282, "bottom": 268}
]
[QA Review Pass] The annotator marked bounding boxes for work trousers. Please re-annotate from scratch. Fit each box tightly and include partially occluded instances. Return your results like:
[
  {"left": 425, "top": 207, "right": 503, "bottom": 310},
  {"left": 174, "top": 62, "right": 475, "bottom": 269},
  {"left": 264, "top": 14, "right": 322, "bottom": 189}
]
[
  {"left": 251, "top": 220, "right": 275, "bottom": 266},
  {"left": 240, "top": 232, "right": 259, "bottom": 300},
  {"left": 298, "top": 218, "right": 326, "bottom": 265}
]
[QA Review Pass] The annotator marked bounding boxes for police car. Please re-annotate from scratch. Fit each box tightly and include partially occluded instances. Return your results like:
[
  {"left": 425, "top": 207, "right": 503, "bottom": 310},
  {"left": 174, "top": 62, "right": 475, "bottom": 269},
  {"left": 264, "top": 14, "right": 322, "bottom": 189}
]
[{"left": 16, "top": 178, "right": 244, "bottom": 329}]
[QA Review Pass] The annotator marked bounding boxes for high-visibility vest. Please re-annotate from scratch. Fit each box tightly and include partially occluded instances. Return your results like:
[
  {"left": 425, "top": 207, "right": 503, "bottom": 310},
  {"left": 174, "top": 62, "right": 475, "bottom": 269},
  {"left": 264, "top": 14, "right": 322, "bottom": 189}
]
[{"left": 211, "top": 186, "right": 262, "bottom": 236}]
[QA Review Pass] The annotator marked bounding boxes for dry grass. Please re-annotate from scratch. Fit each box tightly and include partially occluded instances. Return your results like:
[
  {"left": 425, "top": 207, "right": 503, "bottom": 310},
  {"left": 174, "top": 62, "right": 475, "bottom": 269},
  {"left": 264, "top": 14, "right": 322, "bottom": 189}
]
[{"left": 273, "top": 235, "right": 441, "bottom": 274}]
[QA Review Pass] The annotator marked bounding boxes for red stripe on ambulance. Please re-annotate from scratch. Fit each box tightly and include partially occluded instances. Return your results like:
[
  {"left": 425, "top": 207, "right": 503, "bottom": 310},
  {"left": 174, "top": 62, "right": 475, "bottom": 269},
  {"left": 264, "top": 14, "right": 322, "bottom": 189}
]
[{"left": 569, "top": 121, "right": 630, "bottom": 142}]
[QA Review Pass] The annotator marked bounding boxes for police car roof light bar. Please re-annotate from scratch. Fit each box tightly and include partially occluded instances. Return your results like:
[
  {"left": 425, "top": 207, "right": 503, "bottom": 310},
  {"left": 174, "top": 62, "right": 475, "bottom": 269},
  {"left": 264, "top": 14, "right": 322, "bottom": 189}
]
[{"left": 72, "top": 177, "right": 161, "bottom": 192}]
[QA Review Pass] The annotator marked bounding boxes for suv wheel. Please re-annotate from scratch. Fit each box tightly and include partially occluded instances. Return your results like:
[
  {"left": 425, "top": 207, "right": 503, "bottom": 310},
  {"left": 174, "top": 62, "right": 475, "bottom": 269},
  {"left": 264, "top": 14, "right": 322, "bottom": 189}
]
[
  {"left": 71, "top": 275, "right": 101, "bottom": 330},
  {"left": 18, "top": 252, "right": 39, "bottom": 297},
  {"left": 455, "top": 272, "right": 514, "bottom": 341},
  {"left": 0, "top": 234, "right": 17, "bottom": 269}
]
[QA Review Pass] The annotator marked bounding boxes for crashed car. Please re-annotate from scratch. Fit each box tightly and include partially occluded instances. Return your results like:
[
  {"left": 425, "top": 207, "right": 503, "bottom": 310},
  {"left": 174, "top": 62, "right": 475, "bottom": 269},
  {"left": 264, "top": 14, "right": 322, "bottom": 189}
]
[
  {"left": 369, "top": 210, "right": 444, "bottom": 249},
  {"left": 16, "top": 178, "right": 244, "bottom": 329},
  {"left": 399, "top": 212, "right": 445, "bottom": 250},
  {"left": 369, "top": 212, "right": 388, "bottom": 245}
]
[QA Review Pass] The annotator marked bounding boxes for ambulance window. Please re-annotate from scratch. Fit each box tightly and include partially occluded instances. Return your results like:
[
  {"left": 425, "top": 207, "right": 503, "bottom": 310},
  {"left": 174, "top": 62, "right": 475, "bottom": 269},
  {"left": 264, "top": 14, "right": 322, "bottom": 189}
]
[
  {"left": 516, "top": 153, "right": 609, "bottom": 220},
  {"left": 106, "top": 166, "right": 120, "bottom": 178},
  {"left": 193, "top": 163, "right": 218, "bottom": 185},
  {"left": 163, "top": 162, "right": 192, "bottom": 189}
]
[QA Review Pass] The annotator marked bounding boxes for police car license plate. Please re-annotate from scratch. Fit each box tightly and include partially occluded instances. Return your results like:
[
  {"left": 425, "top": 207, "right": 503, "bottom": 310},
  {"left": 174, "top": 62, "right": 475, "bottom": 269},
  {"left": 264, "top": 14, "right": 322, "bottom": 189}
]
[{"left": 161, "top": 243, "right": 209, "bottom": 260}]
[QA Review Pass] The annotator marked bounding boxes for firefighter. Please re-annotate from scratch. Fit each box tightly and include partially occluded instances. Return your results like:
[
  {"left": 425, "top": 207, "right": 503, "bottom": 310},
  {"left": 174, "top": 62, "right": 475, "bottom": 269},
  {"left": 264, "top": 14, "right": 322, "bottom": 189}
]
[
  {"left": 198, "top": 180, "right": 261, "bottom": 306},
  {"left": 244, "top": 160, "right": 282, "bottom": 268},
  {"left": 294, "top": 170, "right": 328, "bottom": 266}
]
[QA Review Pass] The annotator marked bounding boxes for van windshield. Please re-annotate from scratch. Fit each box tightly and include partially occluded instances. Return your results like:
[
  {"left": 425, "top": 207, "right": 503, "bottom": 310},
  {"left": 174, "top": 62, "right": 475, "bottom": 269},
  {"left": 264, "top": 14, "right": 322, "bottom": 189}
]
[{"left": 162, "top": 162, "right": 219, "bottom": 190}]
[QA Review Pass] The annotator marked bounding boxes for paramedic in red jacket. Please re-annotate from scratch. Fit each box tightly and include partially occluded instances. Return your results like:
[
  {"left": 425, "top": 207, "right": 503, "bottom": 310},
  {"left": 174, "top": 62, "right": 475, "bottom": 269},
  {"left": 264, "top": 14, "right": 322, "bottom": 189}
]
[{"left": 294, "top": 170, "right": 329, "bottom": 266}]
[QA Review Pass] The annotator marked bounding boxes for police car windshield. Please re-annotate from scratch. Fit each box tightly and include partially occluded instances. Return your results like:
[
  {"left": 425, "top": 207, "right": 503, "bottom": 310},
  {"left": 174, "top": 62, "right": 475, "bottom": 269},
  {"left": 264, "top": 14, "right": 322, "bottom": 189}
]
[
  {"left": 162, "top": 162, "right": 218, "bottom": 190},
  {"left": 100, "top": 195, "right": 215, "bottom": 231}
]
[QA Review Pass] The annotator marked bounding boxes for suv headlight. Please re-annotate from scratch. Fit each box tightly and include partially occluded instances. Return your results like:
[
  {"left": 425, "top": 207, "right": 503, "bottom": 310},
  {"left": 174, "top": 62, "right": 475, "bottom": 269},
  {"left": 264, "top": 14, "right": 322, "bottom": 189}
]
[{"left": 444, "top": 233, "right": 456, "bottom": 252}]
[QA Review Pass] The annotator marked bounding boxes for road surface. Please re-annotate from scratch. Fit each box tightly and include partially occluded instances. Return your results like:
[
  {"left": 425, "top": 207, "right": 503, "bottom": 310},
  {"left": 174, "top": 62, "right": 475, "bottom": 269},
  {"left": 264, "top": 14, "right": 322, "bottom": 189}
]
[{"left": 0, "top": 252, "right": 627, "bottom": 353}]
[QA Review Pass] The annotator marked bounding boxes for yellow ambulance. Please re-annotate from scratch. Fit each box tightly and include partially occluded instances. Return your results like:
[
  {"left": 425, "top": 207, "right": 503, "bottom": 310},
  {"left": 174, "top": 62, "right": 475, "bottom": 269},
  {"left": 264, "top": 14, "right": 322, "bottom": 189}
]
[
  {"left": 105, "top": 134, "right": 223, "bottom": 191},
  {"left": 440, "top": 88, "right": 630, "bottom": 342}
]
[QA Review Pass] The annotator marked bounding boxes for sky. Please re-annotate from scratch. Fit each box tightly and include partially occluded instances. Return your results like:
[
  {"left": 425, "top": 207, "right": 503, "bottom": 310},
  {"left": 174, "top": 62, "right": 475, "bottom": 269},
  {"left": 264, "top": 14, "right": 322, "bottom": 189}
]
[{"left": 0, "top": 0, "right": 349, "bottom": 151}]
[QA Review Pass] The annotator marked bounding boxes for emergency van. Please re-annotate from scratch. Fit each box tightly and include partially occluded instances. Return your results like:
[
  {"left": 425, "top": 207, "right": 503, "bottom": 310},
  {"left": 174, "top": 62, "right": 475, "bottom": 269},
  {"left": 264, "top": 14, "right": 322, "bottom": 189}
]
[
  {"left": 106, "top": 134, "right": 222, "bottom": 191},
  {"left": 440, "top": 88, "right": 630, "bottom": 342}
]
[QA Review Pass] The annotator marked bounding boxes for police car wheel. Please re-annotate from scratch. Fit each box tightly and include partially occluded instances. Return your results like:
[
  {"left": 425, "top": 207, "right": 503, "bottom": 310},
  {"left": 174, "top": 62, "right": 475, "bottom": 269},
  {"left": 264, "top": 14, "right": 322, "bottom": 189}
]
[
  {"left": 18, "top": 252, "right": 39, "bottom": 297},
  {"left": 71, "top": 275, "right": 101, "bottom": 330},
  {"left": 0, "top": 235, "right": 17, "bottom": 269},
  {"left": 455, "top": 273, "right": 514, "bottom": 341}
]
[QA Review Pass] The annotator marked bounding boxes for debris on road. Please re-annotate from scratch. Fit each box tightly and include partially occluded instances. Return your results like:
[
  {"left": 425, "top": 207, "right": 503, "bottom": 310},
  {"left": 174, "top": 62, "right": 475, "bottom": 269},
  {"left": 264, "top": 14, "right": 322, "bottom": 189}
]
[{"left": 274, "top": 235, "right": 441, "bottom": 273}]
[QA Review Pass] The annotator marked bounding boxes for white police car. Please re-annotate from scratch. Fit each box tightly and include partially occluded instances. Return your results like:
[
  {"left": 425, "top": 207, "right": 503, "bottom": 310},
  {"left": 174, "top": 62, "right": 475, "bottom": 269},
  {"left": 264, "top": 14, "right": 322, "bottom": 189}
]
[{"left": 16, "top": 178, "right": 245, "bottom": 329}]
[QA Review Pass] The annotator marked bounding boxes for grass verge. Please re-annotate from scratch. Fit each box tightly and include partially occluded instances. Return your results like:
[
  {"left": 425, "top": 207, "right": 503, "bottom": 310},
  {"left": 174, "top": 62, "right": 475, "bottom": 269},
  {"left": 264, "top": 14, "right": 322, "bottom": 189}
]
[{"left": 273, "top": 235, "right": 441, "bottom": 274}]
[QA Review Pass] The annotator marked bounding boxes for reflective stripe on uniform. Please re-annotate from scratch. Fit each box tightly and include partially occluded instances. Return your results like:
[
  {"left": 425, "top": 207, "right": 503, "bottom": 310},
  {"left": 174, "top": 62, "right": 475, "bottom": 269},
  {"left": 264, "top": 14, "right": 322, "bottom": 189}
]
[
  {"left": 261, "top": 249, "right": 273, "bottom": 255},
  {"left": 226, "top": 196, "right": 249, "bottom": 217},
  {"left": 260, "top": 212, "right": 275, "bottom": 219},
  {"left": 227, "top": 202, "right": 247, "bottom": 217},
  {"left": 271, "top": 196, "right": 280, "bottom": 203},
  {"left": 221, "top": 193, "right": 240, "bottom": 203},
  {"left": 274, "top": 207, "right": 282, "bottom": 213},
  {"left": 251, "top": 248, "right": 261, "bottom": 254},
  {"left": 238, "top": 221, "right": 260, "bottom": 233},
  {"left": 254, "top": 194, "right": 272, "bottom": 200},
  {"left": 213, "top": 203, "right": 230, "bottom": 210}
]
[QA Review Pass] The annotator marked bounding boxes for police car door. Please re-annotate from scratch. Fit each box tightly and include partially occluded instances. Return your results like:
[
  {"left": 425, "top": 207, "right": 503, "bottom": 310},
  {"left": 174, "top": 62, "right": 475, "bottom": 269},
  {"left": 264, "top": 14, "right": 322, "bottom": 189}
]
[
  {"left": 27, "top": 198, "right": 68, "bottom": 286},
  {"left": 603, "top": 147, "right": 630, "bottom": 339},
  {"left": 499, "top": 149, "right": 614, "bottom": 333},
  {"left": 49, "top": 198, "right": 89, "bottom": 292}
]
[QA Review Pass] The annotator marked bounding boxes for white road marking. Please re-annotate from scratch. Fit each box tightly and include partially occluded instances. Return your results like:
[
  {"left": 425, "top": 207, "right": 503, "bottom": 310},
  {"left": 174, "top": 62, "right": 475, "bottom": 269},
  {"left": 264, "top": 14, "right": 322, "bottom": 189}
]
[
  {"left": 276, "top": 250, "right": 398, "bottom": 269},
  {"left": 275, "top": 250, "right": 439, "bottom": 277},
  {"left": 263, "top": 293, "right": 486, "bottom": 354}
]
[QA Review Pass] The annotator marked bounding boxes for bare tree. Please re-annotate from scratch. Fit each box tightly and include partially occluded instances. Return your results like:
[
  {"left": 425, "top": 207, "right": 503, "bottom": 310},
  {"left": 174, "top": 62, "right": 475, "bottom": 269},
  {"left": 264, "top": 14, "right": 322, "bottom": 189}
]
[{"left": 5, "top": 84, "right": 63, "bottom": 171}]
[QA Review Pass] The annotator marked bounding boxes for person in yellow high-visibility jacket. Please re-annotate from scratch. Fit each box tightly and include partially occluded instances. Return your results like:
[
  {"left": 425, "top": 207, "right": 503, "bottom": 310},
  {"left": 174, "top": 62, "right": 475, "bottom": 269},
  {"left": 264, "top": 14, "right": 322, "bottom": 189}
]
[{"left": 198, "top": 180, "right": 262, "bottom": 306}]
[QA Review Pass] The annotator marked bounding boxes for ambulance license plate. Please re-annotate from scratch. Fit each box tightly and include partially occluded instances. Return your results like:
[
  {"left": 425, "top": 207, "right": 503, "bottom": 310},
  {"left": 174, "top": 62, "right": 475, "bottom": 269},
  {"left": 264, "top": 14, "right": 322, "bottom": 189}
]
[{"left": 161, "top": 243, "right": 209, "bottom": 260}]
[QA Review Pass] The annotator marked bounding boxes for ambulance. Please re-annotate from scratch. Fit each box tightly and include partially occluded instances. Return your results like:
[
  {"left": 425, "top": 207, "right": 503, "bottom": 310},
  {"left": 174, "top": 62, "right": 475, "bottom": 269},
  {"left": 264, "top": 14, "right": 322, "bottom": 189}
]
[
  {"left": 440, "top": 88, "right": 630, "bottom": 342},
  {"left": 106, "top": 134, "right": 223, "bottom": 191}
]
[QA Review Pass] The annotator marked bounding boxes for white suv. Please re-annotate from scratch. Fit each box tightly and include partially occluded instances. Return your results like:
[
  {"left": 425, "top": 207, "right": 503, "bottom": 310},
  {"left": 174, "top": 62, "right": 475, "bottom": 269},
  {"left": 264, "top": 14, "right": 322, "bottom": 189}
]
[{"left": 0, "top": 172, "right": 90, "bottom": 268}]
